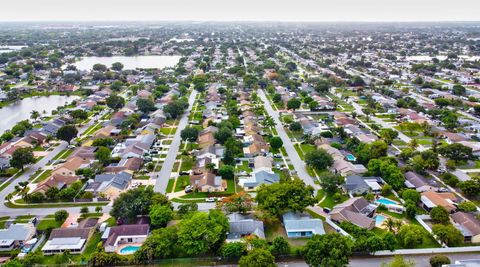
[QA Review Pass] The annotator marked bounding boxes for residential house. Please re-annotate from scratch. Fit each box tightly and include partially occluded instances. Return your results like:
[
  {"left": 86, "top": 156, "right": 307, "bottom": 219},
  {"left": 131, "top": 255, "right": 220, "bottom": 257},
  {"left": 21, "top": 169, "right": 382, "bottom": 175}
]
[
  {"left": 404, "top": 171, "right": 438, "bottom": 192},
  {"left": 238, "top": 168, "right": 280, "bottom": 190},
  {"left": 32, "top": 174, "right": 79, "bottom": 194},
  {"left": 104, "top": 157, "right": 143, "bottom": 173},
  {"left": 0, "top": 223, "right": 36, "bottom": 251},
  {"left": 344, "top": 175, "right": 382, "bottom": 195},
  {"left": 451, "top": 212, "right": 480, "bottom": 243},
  {"left": 441, "top": 132, "right": 468, "bottom": 144},
  {"left": 42, "top": 225, "right": 94, "bottom": 255},
  {"left": 103, "top": 224, "right": 149, "bottom": 253},
  {"left": 52, "top": 157, "right": 91, "bottom": 177},
  {"left": 330, "top": 197, "right": 376, "bottom": 229},
  {"left": 226, "top": 213, "right": 265, "bottom": 242},
  {"left": 282, "top": 212, "right": 325, "bottom": 238},
  {"left": 420, "top": 191, "right": 458, "bottom": 212},
  {"left": 190, "top": 172, "right": 225, "bottom": 192},
  {"left": 198, "top": 126, "right": 218, "bottom": 148},
  {"left": 86, "top": 171, "right": 133, "bottom": 198}
]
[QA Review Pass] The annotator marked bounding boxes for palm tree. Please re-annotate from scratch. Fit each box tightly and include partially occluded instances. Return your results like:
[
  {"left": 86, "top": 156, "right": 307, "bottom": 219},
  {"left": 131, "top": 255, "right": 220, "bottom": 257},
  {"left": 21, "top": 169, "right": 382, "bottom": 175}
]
[
  {"left": 30, "top": 110, "right": 40, "bottom": 121},
  {"left": 385, "top": 217, "right": 396, "bottom": 232},
  {"left": 205, "top": 163, "right": 216, "bottom": 172},
  {"left": 262, "top": 115, "right": 276, "bottom": 128}
]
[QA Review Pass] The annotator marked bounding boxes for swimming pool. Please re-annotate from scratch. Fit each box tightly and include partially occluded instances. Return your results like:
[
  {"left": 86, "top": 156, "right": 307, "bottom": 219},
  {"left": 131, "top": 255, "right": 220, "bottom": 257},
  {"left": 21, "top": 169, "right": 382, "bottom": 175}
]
[
  {"left": 375, "top": 215, "right": 386, "bottom": 226},
  {"left": 346, "top": 154, "right": 356, "bottom": 161},
  {"left": 376, "top": 197, "right": 398, "bottom": 206},
  {"left": 119, "top": 245, "right": 140, "bottom": 254}
]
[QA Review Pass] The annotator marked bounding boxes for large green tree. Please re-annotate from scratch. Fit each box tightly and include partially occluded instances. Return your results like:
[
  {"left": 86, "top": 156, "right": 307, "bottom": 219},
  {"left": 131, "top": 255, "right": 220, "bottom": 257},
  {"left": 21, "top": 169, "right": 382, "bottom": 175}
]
[
  {"left": 303, "top": 233, "right": 352, "bottom": 267},
  {"left": 432, "top": 224, "right": 463, "bottom": 247},
  {"left": 238, "top": 249, "right": 276, "bottom": 267},
  {"left": 149, "top": 204, "right": 174, "bottom": 228},
  {"left": 10, "top": 147, "right": 35, "bottom": 171},
  {"left": 56, "top": 125, "right": 78, "bottom": 144},
  {"left": 136, "top": 98, "right": 156, "bottom": 114},
  {"left": 305, "top": 149, "right": 334, "bottom": 171},
  {"left": 176, "top": 210, "right": 229, "bottom": 256},
  {"left": 256, "top": 179, "right": 316, "bottom": 216},
  {"left": 110, "top": 187, "right": 169, "bottom": 222},
  {"left": 106, "top": 95, "right": 125, "bottom": 110}
]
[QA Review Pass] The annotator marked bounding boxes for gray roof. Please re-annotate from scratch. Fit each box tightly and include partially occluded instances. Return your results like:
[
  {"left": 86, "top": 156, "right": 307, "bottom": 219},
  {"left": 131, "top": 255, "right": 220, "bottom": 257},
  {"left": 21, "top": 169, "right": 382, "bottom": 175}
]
[
  {"left": 0, "top": 223, "right": 35, "bottom": 242},
  {"left": 283, "top": 212, "right": 325, "bottom": 235},
  {"left": 94, "top": 171, "right": 132, "bottom": 190},
  {"left": 243, "top": 170, "right": 280, "bottom": 188},
  {"left": 345, "top": 175, "right": 370, "bottom": 193},
  {"left": 227, "top": 213, "right": 265, "bottom": 240}
]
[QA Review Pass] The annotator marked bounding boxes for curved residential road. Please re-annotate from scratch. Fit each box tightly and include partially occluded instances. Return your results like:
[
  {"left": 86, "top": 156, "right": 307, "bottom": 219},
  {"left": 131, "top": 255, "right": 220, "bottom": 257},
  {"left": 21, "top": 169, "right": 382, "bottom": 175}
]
[
  {"left": 154, "top": 90, "right": 198, "bottom": 193},
  {"left": 257, "top": 89, "right": 318, "bottom": 189}
]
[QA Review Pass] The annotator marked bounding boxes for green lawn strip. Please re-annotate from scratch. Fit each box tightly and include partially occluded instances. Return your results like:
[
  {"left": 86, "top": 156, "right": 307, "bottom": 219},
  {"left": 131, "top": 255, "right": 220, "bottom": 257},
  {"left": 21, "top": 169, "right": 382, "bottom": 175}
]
[
  {"left": 79, "top": 212, "right": 103, "bottom": 219},
  {"left": 51, "top": 149, "right": 73, "bottom": 161},
  {"left": 5, "top": 201, "right": 108, "bottom": 209},
  {"left": 294, "top": 144, "right": 305, "bottom": 160},
  {"left": 166, "top": 179, "right": 175, "bottom": 193},
  {"left": 171, "top": 198, "right": 207, "bottom": 203},
  {"left": 134, "top": 175, "right": 150, "bottom": 180}
]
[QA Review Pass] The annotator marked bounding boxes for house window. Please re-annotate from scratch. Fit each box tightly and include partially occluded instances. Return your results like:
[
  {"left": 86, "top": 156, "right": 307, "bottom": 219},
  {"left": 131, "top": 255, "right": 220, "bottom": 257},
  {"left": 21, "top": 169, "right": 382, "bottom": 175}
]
[{"left": 128, "top": 238, "right": 133, "bottom": 242}]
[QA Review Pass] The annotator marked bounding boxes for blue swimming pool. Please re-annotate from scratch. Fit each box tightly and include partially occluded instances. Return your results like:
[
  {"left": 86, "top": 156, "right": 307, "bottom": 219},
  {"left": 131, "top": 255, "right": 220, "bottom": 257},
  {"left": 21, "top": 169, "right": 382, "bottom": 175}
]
[
  {"left": 346, "top": 154, "right": 356, "bottom": 161},
  {"left": 376, "top": 197, "right": 397, "bottom": 206},
  {"left": 375, "top": 215, "right": 386, "bottom": 226},
  {"left": 119, "top": 245, "right": 140, "bottom": 254}
]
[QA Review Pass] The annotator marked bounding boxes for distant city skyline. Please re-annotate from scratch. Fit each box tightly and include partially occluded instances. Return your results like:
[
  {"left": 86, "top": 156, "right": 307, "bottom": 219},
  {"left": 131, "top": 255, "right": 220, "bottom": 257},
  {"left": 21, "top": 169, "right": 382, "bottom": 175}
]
[{"left": 2, "top": 0, "right": 479, "bottom": 22}]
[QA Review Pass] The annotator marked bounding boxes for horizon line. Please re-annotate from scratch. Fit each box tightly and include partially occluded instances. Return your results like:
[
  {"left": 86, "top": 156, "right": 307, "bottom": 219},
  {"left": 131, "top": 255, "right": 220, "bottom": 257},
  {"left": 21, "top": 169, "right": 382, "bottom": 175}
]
[{"left": 0, "top": 20, "right": 480, "bottom": 24}]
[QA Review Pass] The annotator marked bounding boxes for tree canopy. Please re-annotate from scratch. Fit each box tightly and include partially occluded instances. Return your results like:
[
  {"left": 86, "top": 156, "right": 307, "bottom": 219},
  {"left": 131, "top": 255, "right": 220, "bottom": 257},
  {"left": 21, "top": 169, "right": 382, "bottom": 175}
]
[{"left": 256, "top": 179, "right": 316, "bottom": 216}]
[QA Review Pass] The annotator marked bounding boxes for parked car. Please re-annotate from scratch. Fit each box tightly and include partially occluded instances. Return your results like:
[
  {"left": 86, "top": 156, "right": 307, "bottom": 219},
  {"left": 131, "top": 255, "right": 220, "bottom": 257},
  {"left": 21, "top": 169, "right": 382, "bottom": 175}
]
[
  {"left": 185, "top": 185, "right": 193, "bottom": 193},
  {"left": 205, "top": 197, "right": 216, "bottom": 202}
]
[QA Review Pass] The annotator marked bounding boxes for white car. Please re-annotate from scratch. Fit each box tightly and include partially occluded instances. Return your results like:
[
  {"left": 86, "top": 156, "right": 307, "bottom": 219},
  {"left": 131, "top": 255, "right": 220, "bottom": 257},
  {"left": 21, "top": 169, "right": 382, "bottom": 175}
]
[{"left": 205, "top": 197, "right": 216, "bottom": 202}]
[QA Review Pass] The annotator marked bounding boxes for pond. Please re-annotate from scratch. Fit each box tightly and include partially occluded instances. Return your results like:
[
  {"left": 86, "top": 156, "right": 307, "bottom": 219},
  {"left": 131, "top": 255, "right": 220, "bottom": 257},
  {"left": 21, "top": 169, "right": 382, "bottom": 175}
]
[
  {"left": 70, "top": 55, "right": 182, "bottom": 71},
  {"left": 0, "top": 95, "right": 80, "bottom": 134}
]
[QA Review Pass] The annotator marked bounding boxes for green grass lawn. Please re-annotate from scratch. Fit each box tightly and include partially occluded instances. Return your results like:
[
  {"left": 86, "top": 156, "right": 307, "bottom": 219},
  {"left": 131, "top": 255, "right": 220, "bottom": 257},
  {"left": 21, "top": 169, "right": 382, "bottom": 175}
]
[
  {"left": 37, "top": 219, "right": 62, "bottom": 231},
  {"left": 236, "top": 161, "right": 252, "bottom": 173},
  {"left": 174, "top": 176, "right": 190, "bottom": 192},
  {"left": 319, "top": 192, "right": 348, "bottom": 209},
  {"left": 166, "top": 179, "right": 175, "bottom": 193},
  {"left": 180, "top": 156, "right": 195, "bottom": 172},
  {"left": 160, "top": 127, "right": 177, "bottom": 135},
  {"left": 33, "top": 169, "right": 52, "bottom": 183},
  {"left": 134, "top": 175, "right": 150, "bottom": 180}
]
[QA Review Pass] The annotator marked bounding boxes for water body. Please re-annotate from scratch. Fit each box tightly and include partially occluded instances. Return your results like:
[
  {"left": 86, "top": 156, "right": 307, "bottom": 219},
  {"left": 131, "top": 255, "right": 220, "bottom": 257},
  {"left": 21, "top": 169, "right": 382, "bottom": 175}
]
[
  {"left": 0, "top": 45, "right": 27, "bottom": 54},
  {"left": 0, "top": 95, "right": 80, "bottom": 134},
  {"left": 71, "top": 55, "right": 181, "bottom": 71},
  {"left": 405, "top": 55, "right": 480, "bottom": 61}
]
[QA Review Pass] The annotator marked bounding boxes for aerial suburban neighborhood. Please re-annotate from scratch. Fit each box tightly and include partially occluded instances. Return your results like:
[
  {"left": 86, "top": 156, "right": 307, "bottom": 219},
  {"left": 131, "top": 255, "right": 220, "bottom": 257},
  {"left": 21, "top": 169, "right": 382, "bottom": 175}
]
[{"left": 0, "top": 18, "right": 479, "bottom": 267}]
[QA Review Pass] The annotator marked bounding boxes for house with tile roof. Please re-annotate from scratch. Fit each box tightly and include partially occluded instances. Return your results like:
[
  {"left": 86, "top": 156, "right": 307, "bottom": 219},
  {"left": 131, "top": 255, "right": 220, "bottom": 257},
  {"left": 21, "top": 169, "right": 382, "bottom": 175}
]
[
  {"left": 102, "top": 224, "right": 149, "bottom": 253},
  {"left": 329, "top": 197, "right": 376, "bottom": 229}
]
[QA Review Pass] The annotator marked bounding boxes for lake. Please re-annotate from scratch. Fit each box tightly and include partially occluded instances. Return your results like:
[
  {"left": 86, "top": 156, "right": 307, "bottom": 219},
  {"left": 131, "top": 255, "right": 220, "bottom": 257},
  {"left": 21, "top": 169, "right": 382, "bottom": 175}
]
[
  {"left": 405, "top": 55, "right": 480, "bottom": 62},
  {"left": 71, "top": 55, "right": 182, "bottom": 71},
  {"left": 0, "top": 95, "right": 80, "bottom": 134}
]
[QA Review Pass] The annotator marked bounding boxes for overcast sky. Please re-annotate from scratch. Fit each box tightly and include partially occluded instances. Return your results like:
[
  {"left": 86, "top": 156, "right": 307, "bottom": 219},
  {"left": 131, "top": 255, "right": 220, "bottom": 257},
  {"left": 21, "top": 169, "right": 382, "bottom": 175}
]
[{"left": 1, "top": 0, "right": 479, "bottom": 22}]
